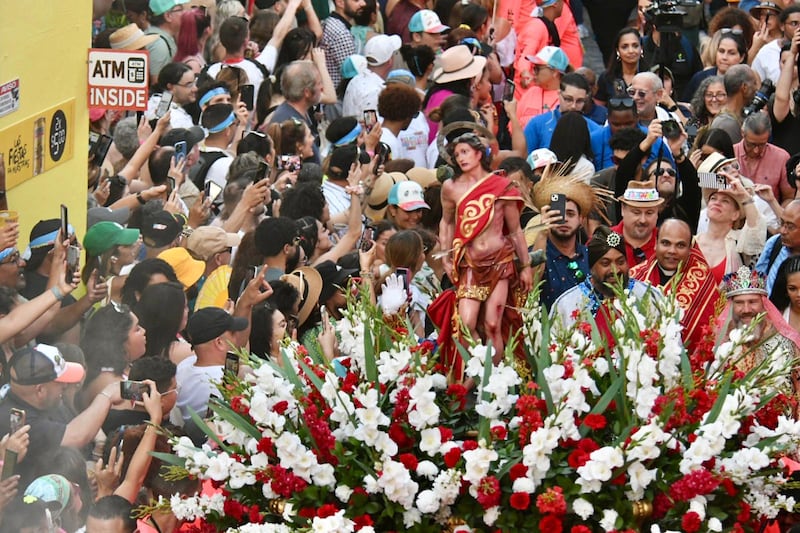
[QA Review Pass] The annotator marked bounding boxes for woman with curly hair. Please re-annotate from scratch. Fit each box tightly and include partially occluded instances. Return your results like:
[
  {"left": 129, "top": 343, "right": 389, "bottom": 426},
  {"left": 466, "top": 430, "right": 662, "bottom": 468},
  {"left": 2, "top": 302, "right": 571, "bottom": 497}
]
[{"left": 687, "top": 75, "right": 727, "bottom": 131}]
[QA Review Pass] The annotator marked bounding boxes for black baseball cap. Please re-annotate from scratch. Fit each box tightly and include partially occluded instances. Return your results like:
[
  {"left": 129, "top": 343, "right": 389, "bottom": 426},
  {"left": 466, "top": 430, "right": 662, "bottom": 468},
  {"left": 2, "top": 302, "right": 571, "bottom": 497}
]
[
  {"left": 186, "top": 307, "right": 249, "bottom": 346},
  {"left": 159, "top": 126, "right": 206, "bottom": 150},
  {"left": 141, "top": 210, "right": 184, "bottom": 248}
]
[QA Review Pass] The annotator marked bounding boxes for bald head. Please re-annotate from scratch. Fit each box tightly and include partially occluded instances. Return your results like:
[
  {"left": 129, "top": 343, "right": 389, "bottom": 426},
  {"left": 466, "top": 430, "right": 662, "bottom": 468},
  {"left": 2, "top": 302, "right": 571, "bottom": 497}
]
[{"left": 656, "top": 219, "right": 692, "bottom": 271}]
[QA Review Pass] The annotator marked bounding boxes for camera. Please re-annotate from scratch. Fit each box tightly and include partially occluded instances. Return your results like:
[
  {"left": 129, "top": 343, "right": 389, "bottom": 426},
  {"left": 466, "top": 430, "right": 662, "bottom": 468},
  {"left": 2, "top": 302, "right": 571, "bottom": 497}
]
[
  {"left": 642, "top": 0, "right": 699, "bottom": 32},
  {"left": 743, "top": 79, "right": 775, "bottom": 117}
]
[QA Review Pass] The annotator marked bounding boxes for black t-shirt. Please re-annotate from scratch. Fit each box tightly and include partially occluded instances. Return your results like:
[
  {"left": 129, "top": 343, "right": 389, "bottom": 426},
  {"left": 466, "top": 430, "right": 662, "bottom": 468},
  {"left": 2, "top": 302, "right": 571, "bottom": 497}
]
[
  {"left": 769, "top": 98, "right": 800, "bottom": 157},
  {"left": 0, "top": 392, "right": 72, "bottom": 485},
  {"left": 19, "top": 270, "right": 76, "bottom": 306},
  {"left": 102, "top": 409, "right": 149, "bottom": 437}
]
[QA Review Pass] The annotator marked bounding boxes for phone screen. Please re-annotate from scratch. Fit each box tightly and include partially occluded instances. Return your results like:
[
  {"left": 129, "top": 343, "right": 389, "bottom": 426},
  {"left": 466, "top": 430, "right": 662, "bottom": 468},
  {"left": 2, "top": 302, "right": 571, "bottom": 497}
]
[
  {"left": 225, "top": 352, "right": 240, "bottom": 375},
  {"left": 93, "top": 135, "right": 113, "bottom": 167},
  {"left": 174, "top": 141, "right": 187, "bottom": 164},
  {"left": 9, "top": 408, "right": 25, "bottom": 434},
  {"left": 66, "top": 245, "right": 80, "bottom": 284},
  {"left": 503, "top": 80, "right": 515, "bottom": 101},
  {"left": 395, "top": 267, "right": 411, "bottom": 300},
  {"left": 155, "top": 91, "right": 173, "bottom": 118},
  {"left": 363, "top": 110, "right": 378, "bottom": 132},
  {"left": 241, "top": 84, "right": 255, "bottom": 111},
  {"left": 120, "top": 380, "right": 148, "bottom": 401},
  {"left": 205, "top": 181, "right": 223, "bottom": 203},
  {"left": 359, "top": 226, "right": 374, "bottom": 252},
  {"left": 257, "top": 160, "right": 270, "bottom": 182}
]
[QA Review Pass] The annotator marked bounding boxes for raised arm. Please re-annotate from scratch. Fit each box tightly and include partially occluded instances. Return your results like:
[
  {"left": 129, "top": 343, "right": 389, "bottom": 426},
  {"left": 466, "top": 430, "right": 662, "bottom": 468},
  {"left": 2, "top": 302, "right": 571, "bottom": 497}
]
[{"left": 114, "top": 381, "right": 162, "bottom": 503}]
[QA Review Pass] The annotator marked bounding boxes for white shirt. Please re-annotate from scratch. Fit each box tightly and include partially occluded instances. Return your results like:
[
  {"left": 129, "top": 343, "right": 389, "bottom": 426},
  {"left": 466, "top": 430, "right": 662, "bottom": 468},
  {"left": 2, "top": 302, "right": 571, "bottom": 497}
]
[
  {"left": 146, "top": 94, "right": 195, "bottom": 128},
  {"left": 321, "top": 179, "right": 351, "bottom": 217},
  {"left": 175, "top": 355, "right": 223, "bottom": 420},
  {"left": 205, "top": 46, "right": 277, "bottom": 97},
  {"left": 380, "top": 128, "right": 404, "bottom": 163},
  {"left": 752, "top": 39, "right": 781, "bottom": 85},
  {"left": 201, "top": 146, "right": 234, "bottom": 189},
  {"left": 397, "top": 112, "right": 431, "bottom": 168},
  {"left": 342, "top": 70, "right": 385, "bottom": 118}
]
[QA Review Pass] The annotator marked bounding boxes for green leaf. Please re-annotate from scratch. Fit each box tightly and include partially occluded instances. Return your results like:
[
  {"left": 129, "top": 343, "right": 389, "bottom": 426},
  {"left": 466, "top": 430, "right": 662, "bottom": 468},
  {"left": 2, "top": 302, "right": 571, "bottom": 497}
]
[
  {"left": 364, "top": 324, "right": 378, "bottom": 385},
  {"left": 703, "top": 373, "right": 732, "bottom": 425},
  {"left": 279, "top": 348, "right": 306, "bottom": 390},
  {"left": 209, "top": 399, "right": 262, "bottom": 440},
  {"left": 187, "top": 406, "right": 228, "bottom": 451}
]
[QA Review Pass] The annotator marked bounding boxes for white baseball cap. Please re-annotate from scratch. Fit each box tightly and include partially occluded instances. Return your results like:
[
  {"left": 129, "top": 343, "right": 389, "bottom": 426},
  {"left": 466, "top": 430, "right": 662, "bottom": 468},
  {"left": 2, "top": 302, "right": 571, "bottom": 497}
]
[{"left": 364, "top": 34, "right": 402, "bottom": 66}]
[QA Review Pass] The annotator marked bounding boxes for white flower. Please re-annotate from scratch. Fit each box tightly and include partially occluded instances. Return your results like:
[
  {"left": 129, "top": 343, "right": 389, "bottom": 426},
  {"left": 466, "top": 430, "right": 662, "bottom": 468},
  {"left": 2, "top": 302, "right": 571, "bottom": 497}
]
[
  {"left": 573, "top": 498, "right": 594, "bottom": 520},
  {"left": 483, "top": 506, "right": 499, "bottom": 526},
  {"left": 335, "top": 485, "right": 353, "bottom": 503},
  {"left": 417, "top": 460, "right": 439, "bottom": 479},
  {"left": 419, "top": 427, "right": 443, "bottom": 456},
  {"left": 600, "top": 509, "right": 619, "bottom": 532},
  {"left": 462, "top": 446, "right": 498, "bottom": 485},
  {"left": 707, "top": 517, "right": 723, "bottom": 532},
  {"left": 311, "top": 509, "right": 354, "bottom": 533},
  {"left": 403, "top": 508, "right": 421, "bottom": 528},
  {"left": 416, "top": 489, "right": 440, "bottom": 513},
  {"left": 627, "top": 461, "right": 657, "bottom": 498},
  {"left": 512, "top": 477, "right": 535, "bottom": 493}
]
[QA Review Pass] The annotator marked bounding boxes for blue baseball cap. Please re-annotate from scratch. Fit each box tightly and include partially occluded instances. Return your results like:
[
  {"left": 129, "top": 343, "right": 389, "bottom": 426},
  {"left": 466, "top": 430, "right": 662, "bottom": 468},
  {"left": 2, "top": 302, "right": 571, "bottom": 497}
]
[
  {"left": 409, "top": 10, "right": 449, "bottom": 33},
  {"left": 526, "top": 46, "right": 570, "bottom": 73}
]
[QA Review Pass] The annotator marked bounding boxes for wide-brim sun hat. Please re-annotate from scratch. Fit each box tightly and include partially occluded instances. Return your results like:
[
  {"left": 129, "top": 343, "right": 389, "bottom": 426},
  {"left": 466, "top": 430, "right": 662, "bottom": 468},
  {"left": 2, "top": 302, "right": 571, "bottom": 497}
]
[{"left": 432, "top": 45, "right": 487, "bottom": 85}]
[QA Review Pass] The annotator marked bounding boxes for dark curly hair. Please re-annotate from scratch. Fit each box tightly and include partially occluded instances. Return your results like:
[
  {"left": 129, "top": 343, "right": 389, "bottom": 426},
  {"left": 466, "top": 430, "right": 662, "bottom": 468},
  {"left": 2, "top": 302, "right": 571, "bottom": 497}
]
[
  {"left": 280, "top": 182, "right": 327, "bottom": 221},
  {"left": 447, "top": 132, "right": 491, "bottom": 176},
  {"left": 378, "top": 84, "right": 421, "bottom": 122}
]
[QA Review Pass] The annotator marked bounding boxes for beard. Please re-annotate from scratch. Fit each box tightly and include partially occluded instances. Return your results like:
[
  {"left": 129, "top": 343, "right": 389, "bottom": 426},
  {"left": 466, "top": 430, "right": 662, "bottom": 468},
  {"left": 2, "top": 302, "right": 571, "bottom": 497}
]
[
  {"left": 730, "top": 313, "right": 765, "bottom": 339},
  {"left": 593, "top": 271, "right": 629, "bottom": 298}
]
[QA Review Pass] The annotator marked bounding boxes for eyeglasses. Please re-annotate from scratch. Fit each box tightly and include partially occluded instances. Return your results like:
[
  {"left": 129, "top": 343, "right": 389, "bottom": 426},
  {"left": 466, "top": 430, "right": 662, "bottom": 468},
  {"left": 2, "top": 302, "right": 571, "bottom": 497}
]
[
  {"left": 744, "top": 138, "right": 768, "bottom": 150},
  {"left": 720, "top": 28, "right": 744, "bottom": 35},
  {"left": 560, "top": 93, "right": 587, "bottom": 106},
  {"left": 608, "top": 97, "right": 635, "bottom": 109},
  {"left": 704, "top": 92, "right": 726, "bottom": 101},
  {"left": 626, "top": 87, "right": 652, "bottom": 99},
  {"left": 175, "top": 79, "right": 197, "bottom": 88},
  {"left": 0, "top": 251, "right": 20, "bottom": 265},
  {"left": 720, "top": 161, "right": 740, "bottom": 172},
  {"left": 567, "top": 260, "right": 585, "bottom": 281},
  {"left": 650, "top": 167, "right": 676, "bottom": 177}
]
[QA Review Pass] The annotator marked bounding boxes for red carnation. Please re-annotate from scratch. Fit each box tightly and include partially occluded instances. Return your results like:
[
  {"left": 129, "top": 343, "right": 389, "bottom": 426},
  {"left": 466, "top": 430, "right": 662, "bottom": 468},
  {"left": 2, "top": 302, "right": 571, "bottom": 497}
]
[
  {"left": 317, "top": 504, "right": 339, "bottom": 518},
  {"left": 583, "top": 414, "right": 607, "bottom": 430},
  {"left": 682, "top": 511, "right": 701, "bottom": 533},
  {"left": 509, "top": 492, "right": 530, "bottom": 510},
  {"left": 256, "top": 437, "right": 274, "bottom": 456},
  {"left": 536, "top": 486, "right": 566, "bottom": 515},
  {"left": 444, "top": 447, "right": 462, "bottom": 468},
  {"left": 509, "top": 463, "right": 528, "bottom": 480},
  {"left": 539, "top": 514, "right": 563, "bottom": 533},
  {"left": 398, "top": 453, "right": 419, "bottom": 472},
  {"left": 439, "top": 426, "right": 454, "bottom": 442},
  {"left": 475, "top": 476, "right": 501, "bottom": 509},
  {"left": 353, "top": 514, "right": 374, "bottom": 530}
]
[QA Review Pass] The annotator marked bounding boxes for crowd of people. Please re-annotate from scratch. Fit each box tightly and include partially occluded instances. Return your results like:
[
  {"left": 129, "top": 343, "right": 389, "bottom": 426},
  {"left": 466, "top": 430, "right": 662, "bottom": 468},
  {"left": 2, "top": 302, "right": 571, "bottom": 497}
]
[{"left": 3, "top": 0, "right": 800, "bottom": 529}]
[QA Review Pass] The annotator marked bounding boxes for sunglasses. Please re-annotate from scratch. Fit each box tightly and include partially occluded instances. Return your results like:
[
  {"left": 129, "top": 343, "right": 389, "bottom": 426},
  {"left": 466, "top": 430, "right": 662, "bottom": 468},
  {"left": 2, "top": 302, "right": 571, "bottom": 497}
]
[
  {"left": 650, "top": 167, "right": 676, "bottom": 177},
  {"left": 608, "top": 97, "right": 635, "bottom": 109},
  {"left": 626, "top": 87, "right": 652, "bottom": 99},
  {"left": 720, "top": 28, "right": 744, "bottom": 35}
]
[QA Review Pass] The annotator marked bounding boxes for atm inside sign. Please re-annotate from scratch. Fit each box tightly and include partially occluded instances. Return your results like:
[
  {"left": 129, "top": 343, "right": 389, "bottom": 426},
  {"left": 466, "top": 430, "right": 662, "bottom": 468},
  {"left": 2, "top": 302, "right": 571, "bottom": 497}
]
[{"left": 87, "top": 49, "right": 149, "bottom": 111}]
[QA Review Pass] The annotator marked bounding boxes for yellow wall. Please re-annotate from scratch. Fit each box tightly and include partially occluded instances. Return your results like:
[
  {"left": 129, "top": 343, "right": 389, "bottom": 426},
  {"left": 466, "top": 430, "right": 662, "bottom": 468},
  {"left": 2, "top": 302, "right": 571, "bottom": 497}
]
[{"left": 0, "top": 1, "right": 91, "bottom": 249}]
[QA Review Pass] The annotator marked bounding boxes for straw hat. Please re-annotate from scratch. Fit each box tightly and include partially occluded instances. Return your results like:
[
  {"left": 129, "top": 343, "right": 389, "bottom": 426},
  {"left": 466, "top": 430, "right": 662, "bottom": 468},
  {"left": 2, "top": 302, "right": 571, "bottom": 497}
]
[
  {"left": 531, "top": 164, "right": 611, "bottom": 219},
  {"left": 281, "top": 266, "right": 322, "bottom": 327},
  {"left": 406, "top": 167, "right": 438, "bottom": 190},
  {"left": 617, "top": 180, "right": 665, "bottom": 208},
  {"left": 432, "top": 45, "right": 487, "bottom": 85},
  {"left": 365, "top": 172, "right": 408, "bottom": 221},
  {"left": 109, "top": 23, "right": 159, "bottom": 50}
]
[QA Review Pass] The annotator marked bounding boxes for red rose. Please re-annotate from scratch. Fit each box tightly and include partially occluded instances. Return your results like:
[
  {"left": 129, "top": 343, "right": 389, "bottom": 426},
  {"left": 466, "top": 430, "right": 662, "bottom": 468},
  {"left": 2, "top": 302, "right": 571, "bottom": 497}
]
[
  {"left": 509, "top": 463, "right": 528, "bottom": 480},
  {"left": 682, "top": 511, "right": 701, "bottom": 533},
  {"left": 583, "top": 414, "right": 607, "bottom": 430},
  {"left": 509, "top": 492, "right": 530, "bottom": 510},
  {"left": 398, "top": 453, "right": 419, "bottom": 472},
  {"left": 539, "top": 514, "right": 563, "bottom": 533},
  {"left": 444, "top": 447, "right": 462, "bottom": 468}
]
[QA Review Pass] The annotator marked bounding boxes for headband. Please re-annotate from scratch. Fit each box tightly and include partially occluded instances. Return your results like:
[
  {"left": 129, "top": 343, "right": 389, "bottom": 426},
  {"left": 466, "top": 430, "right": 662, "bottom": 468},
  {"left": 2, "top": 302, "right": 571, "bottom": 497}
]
[
  {"left": 199, "top": 87, "right": 230, "bottom": 108},
  {"left": 22, "top": 226, "right": 75, "bottom": 260},
  {"left": 334, "top": 123, "right": 362, "bottom": 147},
  {"left": 207, "top": 112, "right": 236, "bottom": 134},
  {"left": 0, "top": 248, "right": 15, "bottom": 262}
]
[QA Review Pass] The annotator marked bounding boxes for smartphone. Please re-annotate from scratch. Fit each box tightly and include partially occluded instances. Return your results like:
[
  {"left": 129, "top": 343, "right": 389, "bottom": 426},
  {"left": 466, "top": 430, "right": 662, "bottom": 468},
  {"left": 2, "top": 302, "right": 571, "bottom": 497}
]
[
  {"left": 698, "top": 172, "right": 729, "bottom": 190},
  {"left": 363, "top": 109, "right": 378, "bottom": 133},
  {"left": 174, "top": 141, "right": 187, "bottom": 165},
  {"left": 320, "top": 305, "right": 329, "bottom": 326},
  {"left": 278, "top": 155, "right": 301, "bottom": 172},
  {"left": 549, "top": 193, "right": 567, "bottom": 224},
  {"left": 503, "top": 80, "right": 515, "bottom": 101},
  {"left": 88, "top": 131, "right": 100, "bottom": 156},
  {"left": 205, "top": 181, "right": 223, "bottom": 203},
  {"left": 92, "top": 134, "right": 113, "bottom": 167},
  {"left": 359, "top": 226, "right": 374, "bottom": 252},
  {"left": 241, "top": 84, "right": 255, "bottom": 111},
  {"left": 660, "top": 119, "right": 681, "bottom": 139},
  {"left": 257, "top": 160, "right": 270, "bottom": 182},
  {"left": 66, "top": 245, "right": 80, "bottom": 284},
  {"left": 167, "top": 176, "right": 176, "bottom": 193},
  {"left": 395, "top": 267, "right": 411, "bottom": 300},
  {"left": 1, "top": 450, "right": 16, "bottom": 480},
  {"left": 225, "top": 352, "right": 240, "bottom": 375},
  {"left": 374, "top": 142, "right": 390, "bottom": 173},
  {"left": 60, "top": 204, "right": 69, "bottom": 241},
  {"left": 119, "top": 380, "right": 149, "bottom": 401},
  {"left": 155, "top": 91, "right": 173, "bottom": 119},
  {"left": 9, "top": 408, "right": 25, "bottom": 434}
]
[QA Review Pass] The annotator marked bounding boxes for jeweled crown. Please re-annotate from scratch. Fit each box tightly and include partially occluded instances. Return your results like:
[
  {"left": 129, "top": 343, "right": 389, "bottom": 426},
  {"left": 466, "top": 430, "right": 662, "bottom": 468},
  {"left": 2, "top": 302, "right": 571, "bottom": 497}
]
[{"left": 721, "top": 266, "right": 767, "bottom": 298}]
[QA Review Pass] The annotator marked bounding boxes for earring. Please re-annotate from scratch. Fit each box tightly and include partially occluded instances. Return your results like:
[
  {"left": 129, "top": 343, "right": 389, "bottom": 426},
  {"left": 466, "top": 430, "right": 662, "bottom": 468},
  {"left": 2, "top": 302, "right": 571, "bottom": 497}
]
[{"left": 616, "top": 52, "right": 621, "bottom": 61}]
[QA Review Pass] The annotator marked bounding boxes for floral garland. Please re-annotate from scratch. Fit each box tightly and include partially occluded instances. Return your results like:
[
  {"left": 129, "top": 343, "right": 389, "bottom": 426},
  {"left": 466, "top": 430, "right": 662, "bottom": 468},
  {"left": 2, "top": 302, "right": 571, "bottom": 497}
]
[{"left": 152, "top": 283, "right": 800, "bottom": 533}]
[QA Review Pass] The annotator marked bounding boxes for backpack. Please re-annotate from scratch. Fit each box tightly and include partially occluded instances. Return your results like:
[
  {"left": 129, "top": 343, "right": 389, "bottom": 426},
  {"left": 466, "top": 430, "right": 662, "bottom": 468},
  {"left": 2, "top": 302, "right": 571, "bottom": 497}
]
[{"left": 190, "top": 151, "right": 229, "bottom": 190}]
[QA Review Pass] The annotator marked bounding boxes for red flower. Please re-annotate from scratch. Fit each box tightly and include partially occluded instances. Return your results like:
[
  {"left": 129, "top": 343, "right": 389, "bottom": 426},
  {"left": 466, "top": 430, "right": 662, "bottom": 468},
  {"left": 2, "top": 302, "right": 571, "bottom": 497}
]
[
  {"left": 490, "top": 425, "right": 508, "bottom": 440},
  {"left": 682, "top": 511, "right": 701, "bottom": 533},
  {"left": 567, "top": 449, "right": 590, "bottom": 469},
  {"left": 444, "top": 447, "right": 462, "bottom": 468},
  {"left": 509, "top": 463, "right": 528, "bottom": 480},
  {"left": 509, "top": 492, "right": 530, "bottom": 510},
  {"left": 583, "top": 414, "right": 607, "bottom": 430},
  {"left": 670, "top": 468, "right": 719, "bottom": 502},
  {"left": 737, "top": 501, "right": 751, "bottom": 523},
  {"left": 230, "top": 395, "right": 249, "bottom": 416},
  {"left": 462, "top": 440, "right": 478, "bottom": 451},
  {"left": 539, "top": 514, "right": 563, "bottom": 533},
  {"left": 439, "top": 426, "right": 454, "bottom": 442},
  {"left": 571, "top": 527, "right": 591, "bottom": 533},
  {"left": 248, "top": 505, "right": 262, "bottom": 523},
  {"left": 388, "top": 422, "right": 413, "bottom": 450},
  {"left": 317, "top": 504, "right": 339, "bottom": 518},
  {"left": 446, "top": 384, "right": 468, "bottom": 410},
  {"left": 398, "top": 453, "right": 419, "bottom": 472},
  {"left": 536, "top": 486, "right": 566, "bottom": 515},
  {"left": 256, "top": 437, "right": 274, "bottom": 456},
  {"left": 272, "top": 400, "right": 288, "bottom": 414},
  {"left": 475, "top": 476, "right": 501, "bottom": 509},
  {"left": 353, "top": 514, "right": 374, "bottom": 530}
]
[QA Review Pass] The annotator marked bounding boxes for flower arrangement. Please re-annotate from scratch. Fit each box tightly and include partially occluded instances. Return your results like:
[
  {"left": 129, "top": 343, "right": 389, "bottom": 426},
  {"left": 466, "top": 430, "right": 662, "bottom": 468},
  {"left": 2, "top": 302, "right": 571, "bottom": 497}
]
[{"left": 156, "top": 284, "right": 800, "bottom": 532}]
